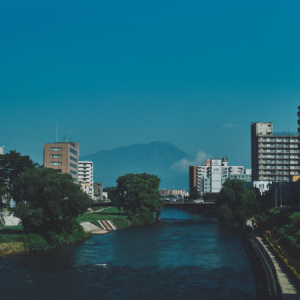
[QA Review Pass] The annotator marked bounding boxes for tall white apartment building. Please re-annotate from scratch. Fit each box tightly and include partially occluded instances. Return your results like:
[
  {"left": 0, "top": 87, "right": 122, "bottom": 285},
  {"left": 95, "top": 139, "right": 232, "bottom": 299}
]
[
  {"left": 0, "top": 146, "right": 4, "bottom": 155},
  {"left": 78, "top": 161, "right": 94, "bottom": 200},
  {"left": 251, "top": 122, "right": 300, "bottom": 182}
]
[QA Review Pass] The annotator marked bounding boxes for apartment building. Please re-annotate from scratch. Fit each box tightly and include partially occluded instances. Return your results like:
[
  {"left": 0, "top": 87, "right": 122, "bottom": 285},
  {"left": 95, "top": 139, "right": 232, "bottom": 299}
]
[
  {"left": 94, "top": 182, "right": 103, "bottom": 201},
  {"left": 189, "top": 166, "right": 198, "bottom": 198},
  {"left": 189, "top": 158, "right": 251, "bottom": 196},
  {"left": 44, "top": 142, "right": 79, "bottom": 182},
  {"left": 78, "top": 161, "right": 94, "bottom": 199},
  {"left": 251, "top": 122, "right": 300, "bottom": 182},
  {"left": 0, "top": 146, "right": 3, "bottom": 155},
  {"left": 159, "top": 188, "right": 189, "bottom": 198}
]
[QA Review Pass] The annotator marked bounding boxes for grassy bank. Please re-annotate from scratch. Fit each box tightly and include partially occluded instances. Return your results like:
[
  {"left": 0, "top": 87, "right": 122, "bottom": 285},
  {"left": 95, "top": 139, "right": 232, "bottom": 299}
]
[
  {"left": 0, "top": 225, "right": 89, "bottom": 259},
  {"left": 256, "top": 208, "right": 300, "bottom": 283},
  {"left": 77, "top": 206, "right": 131, "bottom": 229},
  {"left": 0, "top": 207, "right": 132, "bottom": 259}
]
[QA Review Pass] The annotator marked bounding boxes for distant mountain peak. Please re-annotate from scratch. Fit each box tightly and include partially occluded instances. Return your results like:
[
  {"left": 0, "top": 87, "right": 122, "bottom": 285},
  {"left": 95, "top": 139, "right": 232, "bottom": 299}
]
[{"left": 80, "top": 141, "right": 189, "bottom": 189}]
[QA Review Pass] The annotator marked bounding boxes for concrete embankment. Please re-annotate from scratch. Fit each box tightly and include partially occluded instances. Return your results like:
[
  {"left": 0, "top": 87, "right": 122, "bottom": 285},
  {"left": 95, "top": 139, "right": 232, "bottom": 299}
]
[{"left": 242, "top": 223, "right": 300, "bottom": 300}]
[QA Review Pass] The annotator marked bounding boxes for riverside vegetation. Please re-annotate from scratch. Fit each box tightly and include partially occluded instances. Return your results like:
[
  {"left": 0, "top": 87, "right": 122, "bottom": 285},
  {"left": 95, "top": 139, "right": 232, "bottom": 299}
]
[
  {"left": 0, "top": 151, "right": 163, "bottom": 259},
  {"left": 0, "top": 206, "right": 129, "bottom": 258},
  {"left": 256, "top": 208, "right": 300, "bottom": 283},
  {"left": 216, "top": 179, "right": 260, "bottom": 228},
  {"left": 215, "top": 178, "right": 300, "bottom": 284}
]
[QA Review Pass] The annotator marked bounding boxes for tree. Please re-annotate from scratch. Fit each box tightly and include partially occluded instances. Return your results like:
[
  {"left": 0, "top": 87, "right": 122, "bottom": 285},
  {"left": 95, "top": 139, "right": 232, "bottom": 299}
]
[
  {"left": 216, "top": 179, "right": 259, "bottom": 228},
  {"left": 115, "top": 173, "right": 163, "bottom": 225},
  {"left": 0, "top": 150, "right": 37, "bottom": 203},
  {"left": 103, "top": 186, "right": 117, "bottom": 203},
  {"left": 13, "top": 168, "right": 91, "bottom": 236}
]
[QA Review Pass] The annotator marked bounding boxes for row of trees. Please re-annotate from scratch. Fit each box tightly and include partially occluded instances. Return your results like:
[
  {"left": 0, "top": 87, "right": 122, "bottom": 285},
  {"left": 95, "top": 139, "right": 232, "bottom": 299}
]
[
  {"left": 216, "top": 179, "right": 260, "bottom": 228},
  {"left": 1, "top": 151, "right": 163, "bottom": 235},
  {"left": 0, "top": 151, "right": 91, "bottom": 239}
]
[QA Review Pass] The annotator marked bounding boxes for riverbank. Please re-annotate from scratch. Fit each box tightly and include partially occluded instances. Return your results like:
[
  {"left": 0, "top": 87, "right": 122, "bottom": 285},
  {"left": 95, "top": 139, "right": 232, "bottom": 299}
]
[
  {"left": 0, "top": 207, "right": 131, "bottom": 259},
  {"left": 242, "top": 218, "right": 300, "bottom": 300},
  {"left": 0, "top": 208, "right": 256, "bottom": 300}
]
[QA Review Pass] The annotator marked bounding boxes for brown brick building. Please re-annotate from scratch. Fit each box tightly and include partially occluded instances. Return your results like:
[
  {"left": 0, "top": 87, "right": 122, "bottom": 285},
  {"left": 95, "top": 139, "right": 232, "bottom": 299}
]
[{"left": 43, "top": 142, "right": 79, "bottom": 182}]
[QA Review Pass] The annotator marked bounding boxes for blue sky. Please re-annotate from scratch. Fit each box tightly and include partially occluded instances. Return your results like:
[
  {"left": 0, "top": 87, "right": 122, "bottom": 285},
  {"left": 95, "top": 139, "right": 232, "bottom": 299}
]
[{"left": 1, "top": 0, "right": 300, "bottom": 169}]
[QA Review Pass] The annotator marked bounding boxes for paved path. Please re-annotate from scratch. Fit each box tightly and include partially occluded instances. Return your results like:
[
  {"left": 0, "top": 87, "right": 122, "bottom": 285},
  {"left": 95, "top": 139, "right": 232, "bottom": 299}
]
[
  {"left": 247, "top": 219, "right": 299, "bottom": 299},
  {"left": 80, "top": 222, "right": 109, "bottom": 235}
]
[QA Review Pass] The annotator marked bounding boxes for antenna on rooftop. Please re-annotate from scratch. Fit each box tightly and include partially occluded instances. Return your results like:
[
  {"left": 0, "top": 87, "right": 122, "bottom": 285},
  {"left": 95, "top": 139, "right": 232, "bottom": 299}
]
[
  {"left": 70, "top": 127, "right": 72, "bottom": 142},
  {"left": 63, "top": 135, "right": 67, "bottom": 142},
  {"left": 56, "top": 123, "right": 58, "bottom": 142}
]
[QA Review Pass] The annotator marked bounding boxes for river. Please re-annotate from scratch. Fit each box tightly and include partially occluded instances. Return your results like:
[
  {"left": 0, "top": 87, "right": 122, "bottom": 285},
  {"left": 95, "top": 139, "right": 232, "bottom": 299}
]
[{"left": 0, "top": 208, "right": 256, "bottom": 300}]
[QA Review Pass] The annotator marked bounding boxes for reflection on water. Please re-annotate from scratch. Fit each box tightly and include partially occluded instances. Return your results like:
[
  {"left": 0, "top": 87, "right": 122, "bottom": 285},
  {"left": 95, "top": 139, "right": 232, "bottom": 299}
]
[{"left": 0, "top": 208, "right": 256, "bottom": 300}]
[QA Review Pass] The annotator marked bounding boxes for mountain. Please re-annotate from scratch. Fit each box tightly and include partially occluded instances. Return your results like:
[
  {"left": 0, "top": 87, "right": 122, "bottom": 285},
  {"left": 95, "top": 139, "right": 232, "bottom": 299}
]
[{"left": 80, "top": 141, "right": 190, "bottom": 189}]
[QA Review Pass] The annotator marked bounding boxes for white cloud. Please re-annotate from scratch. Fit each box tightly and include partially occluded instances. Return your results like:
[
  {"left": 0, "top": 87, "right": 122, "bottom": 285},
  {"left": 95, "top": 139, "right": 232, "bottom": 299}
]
[
  {"left": 171, "top": 150, "right": 209, "bottom": 172},
  {"left": 222, "top": 123, "right": 237, "bottom": 129}
]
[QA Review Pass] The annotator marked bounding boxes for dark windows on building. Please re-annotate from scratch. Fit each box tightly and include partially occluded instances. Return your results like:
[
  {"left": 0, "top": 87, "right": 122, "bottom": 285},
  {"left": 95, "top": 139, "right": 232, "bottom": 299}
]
[
  {"left": 70, "top": 148, "right": 78, "bottom": 156},
  {"left": 50, "top": 162, "right": 62, "bottom": 166},
  {"left": 51, "top": 147, "right": 62, "bottom": 151},
  {"left": 51, "top": 154, "right": 62, "bottom": 158}
]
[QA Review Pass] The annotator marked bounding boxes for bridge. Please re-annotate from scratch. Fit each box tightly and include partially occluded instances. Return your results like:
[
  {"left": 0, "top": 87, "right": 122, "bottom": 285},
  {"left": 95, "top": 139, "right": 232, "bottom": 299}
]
[{"left": 163, "top": 202, "right": 216, "bottom": 216}]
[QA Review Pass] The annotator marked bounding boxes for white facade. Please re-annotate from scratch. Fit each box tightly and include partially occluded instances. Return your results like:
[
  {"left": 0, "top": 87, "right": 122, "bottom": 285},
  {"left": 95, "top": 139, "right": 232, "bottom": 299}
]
[
  {"left": 251, "top": 122, "right": 300, "bottom": 181},
  {"left": 211, "top": 159, "right": 222, "bottom": 193},
  {"left": 245, "top": 169, "right": 252, "bottom": 175},
  {"left": 78, "top": 161, "right": 94, "bottom": 199},
  {"left": 253, "top": 181, "right": 272, "bottom": 195},
  {"left": 192, "top": 158, "right": 252, "bottom": 195},
  {"left": 102, "top": 192, "right": 108, "bottom": 201},
  {"left": 0, "top": 146, "right": 4, "bottom": 155}
]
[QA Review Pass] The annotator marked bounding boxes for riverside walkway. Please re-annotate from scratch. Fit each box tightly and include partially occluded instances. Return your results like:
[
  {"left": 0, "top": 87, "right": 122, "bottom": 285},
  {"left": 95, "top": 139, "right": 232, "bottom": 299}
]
[{"left": 246, "top": 219, "right": 299, "bottom": 300}]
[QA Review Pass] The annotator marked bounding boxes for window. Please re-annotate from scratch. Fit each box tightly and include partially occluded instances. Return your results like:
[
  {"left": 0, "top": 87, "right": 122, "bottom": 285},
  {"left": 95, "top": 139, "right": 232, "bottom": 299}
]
[
  {"left": 55, "top": 169, "right": 62, "bottom": 173},
  {"left": 70, "top": 163, "right": 77, "bottom": 169},
  {"left": 70, "top": 170, "right": 77, "bottom": 175},
  {"left": 51, "top": 147, "right": 62, "bottom": 151},
  {"left": 50, "top": 162, "right": 62, "bottom": 166},
  {"left": 70, "top": 148, "right": 77, "bottom": 156},
  {"left": 70, "top": 156, "right": 77, "bottom": 162},
  {"left": 51, "top": 154, "right": 62, "bottom": 158}
]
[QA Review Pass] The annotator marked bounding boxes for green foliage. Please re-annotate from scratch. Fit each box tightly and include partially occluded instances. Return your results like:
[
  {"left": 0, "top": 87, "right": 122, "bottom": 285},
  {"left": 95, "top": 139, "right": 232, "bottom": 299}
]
[
  {"left": 103, "top": 186, "right": 117, "bottom": 202},
  {"left": 0, "top": 150, "right": 37, "bottom": 202},
  {"left": 257, "top": 209, "right": 300, "bottom": 259},
  {"left": 14, "top": 168, "right": 91, "bottom": 237},
  {"left": 77, "top": 207, "right": 130, "bottom": 229},
  {"left": 203, "top": 193, "right": 217, "bottom": 201},
  {"left": 216, "top": 179, "right": 259, "bottom": 228},
  {"left": 115, "top": 173, "right": 163, "bottom": 225},
  {"left": 23, "top": 233, "right": 50, "bottom": 251}
]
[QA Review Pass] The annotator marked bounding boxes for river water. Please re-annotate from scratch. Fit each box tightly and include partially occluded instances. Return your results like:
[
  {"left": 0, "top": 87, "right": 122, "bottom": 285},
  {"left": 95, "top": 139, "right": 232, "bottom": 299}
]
[{"left": 0, "top": 208, "right": 256, "bottom": 300}]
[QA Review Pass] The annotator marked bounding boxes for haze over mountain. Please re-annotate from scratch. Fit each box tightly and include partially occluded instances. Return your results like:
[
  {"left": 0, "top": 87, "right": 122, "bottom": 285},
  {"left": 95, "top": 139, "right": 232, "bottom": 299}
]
[{"left": 80, "top": 141, "right": 191, "bottom": 189}]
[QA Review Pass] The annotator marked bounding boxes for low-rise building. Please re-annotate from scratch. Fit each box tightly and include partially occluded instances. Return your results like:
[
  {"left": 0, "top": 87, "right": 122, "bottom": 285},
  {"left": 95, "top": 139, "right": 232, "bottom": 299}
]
[
  {"left": 253, "top": 181, "right": 272, "bottom": 195},
  {"left": 159, "top": 188, "right": 189, "bottom": 198},
  {"left": 94, "top": 182, "right": 103, "bottom": 201}
]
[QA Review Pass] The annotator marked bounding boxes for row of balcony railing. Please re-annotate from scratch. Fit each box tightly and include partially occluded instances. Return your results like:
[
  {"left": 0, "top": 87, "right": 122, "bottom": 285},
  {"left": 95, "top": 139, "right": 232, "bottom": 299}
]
[
  {"left": 259, "top": 160, "right": 299, "bottom": 164},
  {"left": 259, "top": 164, "right": 296, "bottom": 167},
  {"left": 258, "top": 144, "right": 298, "bottom": 148},
  {"left": 258, "top": 138, "right": 299, "bottom": 143},
  {"left": 259, "top": 155, "right": 298, "bottom": 159},
  {"left": 258, "top": 150, "right": 300, "bottom": 154}
]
